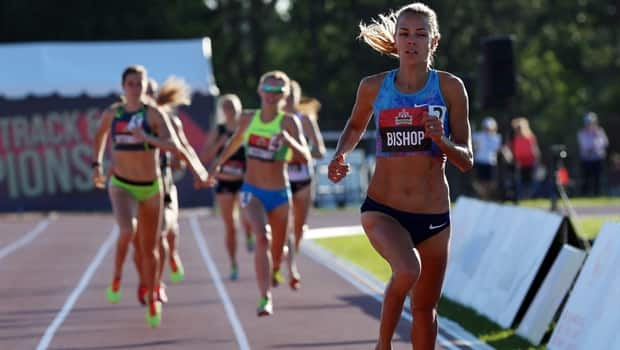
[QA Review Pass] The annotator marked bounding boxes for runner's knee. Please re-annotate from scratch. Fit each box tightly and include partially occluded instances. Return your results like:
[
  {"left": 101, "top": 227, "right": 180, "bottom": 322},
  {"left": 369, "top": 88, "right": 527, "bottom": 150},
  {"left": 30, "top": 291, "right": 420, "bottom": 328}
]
[
  {"left": 411, "top": 305, "right": 437, "bottom": 324},
  {"left": 391, "top": 268, "right": 420, "bottom": 291},
  {"left": 118, "top": 232, "right": 133, "bottom": 245}
]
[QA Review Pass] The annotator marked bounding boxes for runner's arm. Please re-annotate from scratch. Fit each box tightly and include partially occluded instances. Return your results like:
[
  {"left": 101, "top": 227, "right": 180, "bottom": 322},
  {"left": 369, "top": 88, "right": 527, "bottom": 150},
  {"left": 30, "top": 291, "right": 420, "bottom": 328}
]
[{"left": 434, "top": 72, "right": 473, "bottom": 172}]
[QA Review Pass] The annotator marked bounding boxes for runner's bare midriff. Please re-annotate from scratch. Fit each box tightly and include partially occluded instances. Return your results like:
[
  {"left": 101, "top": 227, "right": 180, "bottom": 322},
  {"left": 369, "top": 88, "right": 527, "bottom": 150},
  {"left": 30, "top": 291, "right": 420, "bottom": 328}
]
[
  {"left": 243, "top": 158, "right": 288, "bottom": 189},
  {"left": 112, "top": 150, "right": 160, "bottom": 182},
  {"left": 367, "top": 155, "right": 449, "bottom": 213}
]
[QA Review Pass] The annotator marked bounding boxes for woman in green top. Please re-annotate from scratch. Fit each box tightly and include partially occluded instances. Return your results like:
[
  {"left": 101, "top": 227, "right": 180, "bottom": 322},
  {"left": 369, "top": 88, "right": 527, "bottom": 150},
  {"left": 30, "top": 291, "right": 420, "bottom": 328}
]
[{"left": 209, "top": 70, "right": 311, "bottom": 316}]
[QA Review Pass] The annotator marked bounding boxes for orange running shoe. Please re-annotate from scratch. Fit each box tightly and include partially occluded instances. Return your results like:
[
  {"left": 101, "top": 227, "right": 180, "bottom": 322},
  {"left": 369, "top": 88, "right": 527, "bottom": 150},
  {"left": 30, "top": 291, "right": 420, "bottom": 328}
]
[
  {"left": 137, "top": 285, "right": 147, "bottom": 306},
  {"left": 289, "top": 275, "right": 301, "bottom": 291}
]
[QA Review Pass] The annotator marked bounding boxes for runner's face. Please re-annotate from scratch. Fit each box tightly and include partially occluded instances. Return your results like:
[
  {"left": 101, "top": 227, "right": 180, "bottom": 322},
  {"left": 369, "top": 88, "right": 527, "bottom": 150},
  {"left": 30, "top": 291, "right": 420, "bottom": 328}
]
[
  {"left": 221, "top": 101, "right": 237, "bottom": 122},
  {"left": 395, "top": 12, "right": 434, "bottom": 65},
  {"left": 259, "top": 78, "right": 287, "bottom": 106},
  {"left": 123, "top": 73, "right": 146, "bottom": 101}
]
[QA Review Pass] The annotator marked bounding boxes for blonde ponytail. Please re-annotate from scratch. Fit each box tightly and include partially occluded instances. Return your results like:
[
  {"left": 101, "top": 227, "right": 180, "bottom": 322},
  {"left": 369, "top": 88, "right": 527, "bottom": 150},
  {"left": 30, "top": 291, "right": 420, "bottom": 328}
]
[
  {"left": 156, "top": 76, "right": 191, "bottom": 108},
  {"left": 359, "top": 3, "right": 441, "bottom": 60}
]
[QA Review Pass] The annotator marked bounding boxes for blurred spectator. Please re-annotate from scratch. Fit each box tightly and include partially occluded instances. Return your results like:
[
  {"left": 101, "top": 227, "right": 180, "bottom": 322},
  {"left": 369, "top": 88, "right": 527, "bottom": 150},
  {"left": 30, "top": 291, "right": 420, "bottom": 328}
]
[
  {"left": 608, "top": 153, "right": 620, "bottom": 196},
  {"left": 472, "top": 116, "right": 502, "bottom": 199},
  {"left": 577, "top": 112, "right": 608, "bottom": 196},
  {"left": 511, "top": 117, "right": 540, "bottom": 199}
]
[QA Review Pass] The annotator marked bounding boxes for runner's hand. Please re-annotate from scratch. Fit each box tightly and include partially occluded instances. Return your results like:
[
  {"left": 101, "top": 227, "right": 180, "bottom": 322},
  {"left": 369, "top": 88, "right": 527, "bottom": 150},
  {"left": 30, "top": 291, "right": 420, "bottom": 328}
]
[
  {"left": 129, "top": 127, "right": 147, "bottom": 142},
  {"left": 204, "top": 166, "right": 220, "bottom": 187},
  {"left": 92, "top": 167, "right": 106, "bottom": 189},
  {"left": 328, "top": 154, "right": 349, "bottom": 183},
  {"left": 424, "top": 111, "right": 443, "bottom": 142}
]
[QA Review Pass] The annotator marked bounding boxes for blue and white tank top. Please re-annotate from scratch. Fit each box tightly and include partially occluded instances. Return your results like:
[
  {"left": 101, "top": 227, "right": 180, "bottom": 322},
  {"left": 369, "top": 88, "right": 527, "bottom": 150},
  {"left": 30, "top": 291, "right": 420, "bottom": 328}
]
[{"left": 373, "top": 69, "right": 450, "bottom": 158}]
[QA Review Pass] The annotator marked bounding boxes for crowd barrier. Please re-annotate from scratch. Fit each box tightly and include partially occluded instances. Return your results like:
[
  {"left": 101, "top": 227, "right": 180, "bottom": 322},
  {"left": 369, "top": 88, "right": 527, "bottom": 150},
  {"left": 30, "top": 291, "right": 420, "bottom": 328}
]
[
  {"left": 445, "top": 197, "right": 590, "bottom": 345},
  {"left": 548, "top": 222, "right": 620, "bottom": 349}
]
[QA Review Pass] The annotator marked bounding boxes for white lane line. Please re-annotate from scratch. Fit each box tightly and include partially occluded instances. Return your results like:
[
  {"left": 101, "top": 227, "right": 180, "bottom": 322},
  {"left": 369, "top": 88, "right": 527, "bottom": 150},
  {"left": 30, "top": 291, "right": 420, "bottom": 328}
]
[
  {"left": 190, "top": 216, "right": 251, "bottom": 350},
  {"left": 36, "top": 225, "right": 119, "bottom": 350},
  {"left": 302, "top": 239, "right": 474, "bottom": 350},
  {"left": 0, "top": 218, "right": 52, "bottom": 260},
  {"left": 304, "top": 225, "right": 363, "bottom": 240}
]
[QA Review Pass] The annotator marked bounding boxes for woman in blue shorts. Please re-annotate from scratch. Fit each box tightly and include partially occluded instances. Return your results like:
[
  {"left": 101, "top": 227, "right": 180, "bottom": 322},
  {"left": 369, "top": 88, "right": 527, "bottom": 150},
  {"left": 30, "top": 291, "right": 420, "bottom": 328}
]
[{"left": 209, "top": 71, "right": 310, "bottom": 316}]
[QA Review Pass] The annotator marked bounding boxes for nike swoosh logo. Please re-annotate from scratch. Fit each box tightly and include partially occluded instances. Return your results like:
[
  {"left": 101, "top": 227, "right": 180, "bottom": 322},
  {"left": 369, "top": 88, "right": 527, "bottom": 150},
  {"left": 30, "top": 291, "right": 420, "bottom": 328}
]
[
  {"left": 429, "top": 222, "right": 448, "bottom": 230},
  {"left": 414, "top": 104, "right": 427, "bottom": 108}
]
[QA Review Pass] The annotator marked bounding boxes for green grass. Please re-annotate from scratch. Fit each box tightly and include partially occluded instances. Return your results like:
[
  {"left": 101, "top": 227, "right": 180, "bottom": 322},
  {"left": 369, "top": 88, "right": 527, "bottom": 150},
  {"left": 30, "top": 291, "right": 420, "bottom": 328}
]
[
  {"left": 573, "top": 215, "right": 620, "bottom": 240},
  {"left": 510, "top": 197, "right": 620, "bottom": 208},
  {"left": 500, "top": 196, "right": 620, "bottom": 240}
]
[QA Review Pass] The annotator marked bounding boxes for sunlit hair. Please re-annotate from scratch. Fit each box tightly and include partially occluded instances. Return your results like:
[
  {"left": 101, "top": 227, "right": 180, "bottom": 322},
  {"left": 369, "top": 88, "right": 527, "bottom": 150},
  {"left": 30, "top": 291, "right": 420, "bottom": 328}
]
[
  {"left": 146, "top": 78, "right": 158, "bottom": 98},
  {"left": 298, "top": 97, "right": 322, "bottom": 121},
  {"left": 511, "top": 117, "right": 534, "bottom": 137},
  {"left": 289, "top": 80, "right": 302, "bottom": 107},
  {"left": 122, "top": 65, "right": 147, "bottom": 84},
  {"left": 154, "top": 76, "right": 191, "bottom": 107},
  {"left": 216, "top": 94, "right": 242, "bottom": 122},
  {"left": 358, "top": 2, "right": 440, "bottom": 62},
  {"left": 259, "top": 70, "right": 291, "bottom": 95}
]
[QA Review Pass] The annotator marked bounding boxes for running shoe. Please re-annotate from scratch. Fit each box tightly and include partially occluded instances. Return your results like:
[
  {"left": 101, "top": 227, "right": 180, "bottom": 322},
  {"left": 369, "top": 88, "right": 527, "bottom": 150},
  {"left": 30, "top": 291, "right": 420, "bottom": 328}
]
[
  {"left": 169, "top": 256, "right": 185, "bottom": 283},
  {"left": 146, "top": 301, "right": 162, "bottom": 328},
  {"left": 157, "top": 284, "right": 168, "bottom": 304},
  {"left": 229, "top": 264, "right": 239, "bottom": 281},
  {"left": 256, "top": 296, "right": 273, "bottom": 317},
  {"left": 289, "top": 275, "right": 301, "bottom": 291},
  {"left": 137, "top": 284, "right": 147, "bottom": 306},
  {"left": 245, "top": 235, "right": 256, "bottom": 253},
  {"left": 272, "top": 269, "right": 284, "bottom": 287},
  {"left": 106, "top": 278, "right": 122, "bottom": 304}
]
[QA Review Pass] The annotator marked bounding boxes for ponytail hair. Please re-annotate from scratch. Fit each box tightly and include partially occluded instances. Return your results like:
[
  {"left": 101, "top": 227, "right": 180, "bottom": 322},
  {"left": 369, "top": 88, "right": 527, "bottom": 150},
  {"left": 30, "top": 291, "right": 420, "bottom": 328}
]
[
  {"left": 358, "top": 2, "right": 441, "bottom": 60},
  {"left": 358, "top": 11, "right": 399, "bottom": 57},
  {"left": 155, "top": 76, "right": 191, "bottom": 108},
  {"left": 298, "top": 97, "right": 322, "bottom": 121}
]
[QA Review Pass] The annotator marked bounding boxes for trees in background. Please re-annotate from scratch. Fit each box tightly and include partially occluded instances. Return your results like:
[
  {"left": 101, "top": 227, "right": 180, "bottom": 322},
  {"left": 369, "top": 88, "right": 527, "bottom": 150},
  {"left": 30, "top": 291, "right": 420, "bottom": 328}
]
[{"left": 1, "top": 0, "right": 618, "bottom": 155}]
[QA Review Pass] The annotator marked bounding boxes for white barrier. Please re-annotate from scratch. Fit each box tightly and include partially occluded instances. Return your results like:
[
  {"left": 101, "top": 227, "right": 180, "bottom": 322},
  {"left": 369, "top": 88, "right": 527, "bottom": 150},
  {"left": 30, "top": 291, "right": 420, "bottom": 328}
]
[
  {"left": 444, "top": 197, "right": 564, "bottom": 328},
  {"left": 517, "top": 245, "right": 586, "bottom": 345},
  {"left": 548, "top": 222, "right": 620, "bottom": 350},
  {"left": 444, "top": 197, "right": 499, "bottom": 300}
]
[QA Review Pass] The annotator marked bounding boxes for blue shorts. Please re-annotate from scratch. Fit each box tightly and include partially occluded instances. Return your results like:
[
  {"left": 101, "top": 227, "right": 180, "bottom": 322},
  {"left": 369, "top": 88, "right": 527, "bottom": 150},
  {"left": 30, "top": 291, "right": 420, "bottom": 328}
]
[
  {"left": 240, "top": 183, "right": 291, "bottom": 213},
  {"left": 360, "top": 196, "right": 450, "bottom": 245}
]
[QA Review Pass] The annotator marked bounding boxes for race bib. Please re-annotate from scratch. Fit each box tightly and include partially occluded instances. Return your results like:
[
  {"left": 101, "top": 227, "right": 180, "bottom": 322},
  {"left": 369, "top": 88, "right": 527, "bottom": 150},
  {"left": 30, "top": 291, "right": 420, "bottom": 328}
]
[
  {"left": 247, "top": 134, "right": 281, "bottom": 161},
  {"left": 378, "top": 107, "right": 430, "bottom": 153}
]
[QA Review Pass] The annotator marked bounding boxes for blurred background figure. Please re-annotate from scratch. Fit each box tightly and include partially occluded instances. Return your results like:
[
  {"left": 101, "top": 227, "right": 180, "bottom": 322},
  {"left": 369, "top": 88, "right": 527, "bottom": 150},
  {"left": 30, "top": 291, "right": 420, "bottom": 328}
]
[
  {"left": 472, "top": 116, "right": 502, "bottom": 200},
  {"left": 201, "top": 93, "right": 253, "bottom": 281},
  {"left": 577, "top": 111, "right": 608, "bottom": 196},
  {"left": 510, "top": 117, "right": 540, "bottom": 200}
]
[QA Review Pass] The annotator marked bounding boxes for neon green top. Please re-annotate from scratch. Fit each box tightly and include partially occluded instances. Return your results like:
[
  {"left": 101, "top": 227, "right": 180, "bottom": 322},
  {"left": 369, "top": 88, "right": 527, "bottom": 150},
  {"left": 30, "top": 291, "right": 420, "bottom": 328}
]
[{"left": 243, "top": 110, "right": 292, "bottom": 161}]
